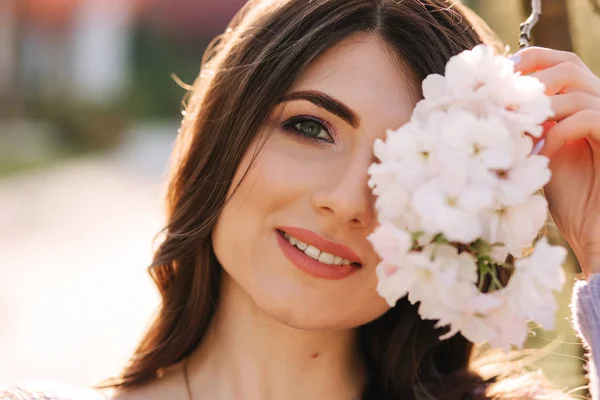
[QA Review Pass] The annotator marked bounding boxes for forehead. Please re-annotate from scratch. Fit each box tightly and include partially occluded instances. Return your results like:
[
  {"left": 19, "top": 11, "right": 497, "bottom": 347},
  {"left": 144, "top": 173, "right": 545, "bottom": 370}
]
[{"left": 289, "top": 33, "right": 418, "bottom": 131}]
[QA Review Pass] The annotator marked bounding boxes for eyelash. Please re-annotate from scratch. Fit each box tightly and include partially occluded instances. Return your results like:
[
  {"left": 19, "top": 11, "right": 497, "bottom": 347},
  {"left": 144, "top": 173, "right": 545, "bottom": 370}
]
[{"left": 281, "top": 115, "right": 335, "bottom": 144}]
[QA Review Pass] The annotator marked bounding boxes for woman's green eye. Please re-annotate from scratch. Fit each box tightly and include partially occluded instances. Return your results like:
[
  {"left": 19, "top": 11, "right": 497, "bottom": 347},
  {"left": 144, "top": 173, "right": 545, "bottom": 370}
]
[
  {"left": 295, "top": 120, "right": 322, "bottom": 136},
  {"left": 289, "top": 118, "right": 333, "bottom": 142}
]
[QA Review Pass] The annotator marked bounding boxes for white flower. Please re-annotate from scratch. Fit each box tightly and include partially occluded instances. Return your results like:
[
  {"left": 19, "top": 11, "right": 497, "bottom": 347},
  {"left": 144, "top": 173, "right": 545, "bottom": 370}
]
[
  {"left": 520, "top": 238, "right": 567, "bottom": 291},
  {"left": 368, "top": 222, "right": 412, "bottom": 262},
  {"left": 370, "top": 222, "right": 420, "bottom": 306},
  {"left": 512, "top": 132, "right": 535, "bottom": 159},
  {"left": 368, "top": 44, "right": 564, "bottom": 350},
  {"left": 422, "top": 45, "right": 515, "bottom": 101},
  {"left": 376, "top": 243, "right": 479, "bottom": 310},
  {"left": 375, "top": 260, "right": 415, "bottom": 307},
  {"left": 443, "top": 292, "right": 529, "bottom": 350},
  {"left": 448, "top": 47, "right": 514, "bottom": 95},
  {"left": 421, "top": 74, "right": 449, "bottom": 99},
  {"left": 494, "top": 155, "right": 551, "bottom": 206},
  {"left": 494, "top": 75, "right": 554, "bottom": 137},
  {"left": 447, "top": 291, "right": 504, "bottom": 340},
  {"left": 412, "top": 170, "right": 493, "bottom": 243},
  {"left": 417, "top": 45, "right": 553, "bottom": 136},
  {"left": 507, "top": 279, "right": 558, "bottom": 331},
  {"left": 483, "top": 194, "right": 548, "bottom": 254},
  {"left": 375, "top": 251, "right": 429, "bottom": 307},
  {"left": 369, "top": 167, "right": 411, "bottom": 219},
  {"left": 481, "top": 294, "right": 530, "bottom": 350},
  {"left": 407, "top": 244, "right": 478, "bottom": 317},
  {"left": 506, "top": 238, "right": 567, "bottom": 329},
  {"left": 372, "top": 123, "right": 440, "bottom": 193},
  {"left": 426, "top": 111, "right": 517, "bottom": 170}
]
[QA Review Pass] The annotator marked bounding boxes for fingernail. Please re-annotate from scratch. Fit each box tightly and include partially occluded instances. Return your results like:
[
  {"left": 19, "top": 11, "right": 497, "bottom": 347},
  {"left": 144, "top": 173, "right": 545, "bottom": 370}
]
[
  {"left": 509, "top": 53, "right": 521, "bottom": 66},
  {"left": 531, "top": 138, "right": 545, "bottom": 155},
  {"left": 542, "top": 121, "right": 557, "bottom": 131}
]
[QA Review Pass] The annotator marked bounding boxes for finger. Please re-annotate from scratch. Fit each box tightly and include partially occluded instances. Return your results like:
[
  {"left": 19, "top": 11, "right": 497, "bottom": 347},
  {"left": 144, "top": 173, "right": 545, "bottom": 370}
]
[
  {"left": 529, "top": 62, "right": 600, "bottom": 96},
  {"left": 549, "top": 92, "right": 600, "bottom": 121},
  {"left": 512, "top": 46, "right": 592, "bottom": 75},
  {"left": 539, "top": 109, "right": 600, "bottom": 158}
]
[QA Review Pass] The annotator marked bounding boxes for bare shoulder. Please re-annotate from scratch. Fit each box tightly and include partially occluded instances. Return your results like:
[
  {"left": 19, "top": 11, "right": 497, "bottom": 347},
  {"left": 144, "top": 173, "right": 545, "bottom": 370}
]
[
  {"left": 0, "top": 382, "right": 108, "bottom": 400},
  {"left": 108, "top": 387, "right": 153, "bottom": 400},
  {"left": 107, "top": 362, "right": 189, "bottom": 400},
  {"left": 106, "top": 382, "right": 183, "bottom": 400},
  {"left": 108, "top": 388, "right": 158, "bottom": 400}
]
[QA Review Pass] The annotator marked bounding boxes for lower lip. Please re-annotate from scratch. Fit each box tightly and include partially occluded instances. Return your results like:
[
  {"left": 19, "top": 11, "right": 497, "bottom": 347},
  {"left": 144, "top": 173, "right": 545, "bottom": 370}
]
[{"left": 275, "top": 230, "right": 360, "bottom": 280}]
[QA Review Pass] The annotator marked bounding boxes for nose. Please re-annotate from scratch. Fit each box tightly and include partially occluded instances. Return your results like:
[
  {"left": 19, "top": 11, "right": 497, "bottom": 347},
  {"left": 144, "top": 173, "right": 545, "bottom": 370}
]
[{"left": 310, "top": 150, "right": 375, "bottom": 229}]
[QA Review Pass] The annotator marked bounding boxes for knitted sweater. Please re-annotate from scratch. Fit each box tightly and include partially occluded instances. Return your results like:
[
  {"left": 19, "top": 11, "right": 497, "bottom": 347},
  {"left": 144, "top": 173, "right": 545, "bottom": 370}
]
[{"left": 572, "top": 274, "right": 600, "bottom": 399}]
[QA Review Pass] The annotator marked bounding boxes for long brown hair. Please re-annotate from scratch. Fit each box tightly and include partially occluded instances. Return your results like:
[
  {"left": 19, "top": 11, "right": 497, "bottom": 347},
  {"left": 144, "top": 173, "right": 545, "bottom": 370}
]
[{"left": 103, "top": 1, "right": 538, "bottom": 399}]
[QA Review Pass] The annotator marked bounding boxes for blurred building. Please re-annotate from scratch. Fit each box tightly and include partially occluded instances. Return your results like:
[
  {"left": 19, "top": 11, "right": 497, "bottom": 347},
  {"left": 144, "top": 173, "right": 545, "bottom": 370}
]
[
  {"left": 0, "top": 0, "right": 247, "bottom": 175},
  {"left": 1, "top": 0, "right": 246, "bottom": 109},
  {"left": 143, "top": 0, "right": 247, "bottom": 38}
]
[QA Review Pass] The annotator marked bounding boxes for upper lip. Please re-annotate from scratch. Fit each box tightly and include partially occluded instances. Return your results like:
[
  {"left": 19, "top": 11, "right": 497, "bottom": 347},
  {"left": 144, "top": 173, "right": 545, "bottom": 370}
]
[{"left": 277, "top": 226, "right": 363, "bottom": 265}]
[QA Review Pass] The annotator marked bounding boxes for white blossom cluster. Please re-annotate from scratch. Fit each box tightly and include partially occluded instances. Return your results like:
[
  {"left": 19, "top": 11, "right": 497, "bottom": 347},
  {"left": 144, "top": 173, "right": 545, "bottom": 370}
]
[{"left": 368, "top": 45, "right": 567, "bottom": 350}]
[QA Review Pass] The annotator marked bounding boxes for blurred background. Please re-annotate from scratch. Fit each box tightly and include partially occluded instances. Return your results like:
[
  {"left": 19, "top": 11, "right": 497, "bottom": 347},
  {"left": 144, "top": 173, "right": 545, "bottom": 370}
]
[{"left": 0, "top": 0, "right": 598, "bottom": 394}]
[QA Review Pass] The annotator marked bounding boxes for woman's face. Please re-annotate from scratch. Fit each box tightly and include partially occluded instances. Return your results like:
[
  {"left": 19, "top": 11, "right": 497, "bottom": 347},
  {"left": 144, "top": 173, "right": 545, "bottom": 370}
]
[{"left": 212, "top": 33, "right": 418, "bottom": 330}]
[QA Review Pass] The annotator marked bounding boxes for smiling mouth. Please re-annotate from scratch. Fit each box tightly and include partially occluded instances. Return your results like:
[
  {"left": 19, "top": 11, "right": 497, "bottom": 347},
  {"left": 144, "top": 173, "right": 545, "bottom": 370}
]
[{"left": 276, "top": 229, "right": 362, "bottom": 268}]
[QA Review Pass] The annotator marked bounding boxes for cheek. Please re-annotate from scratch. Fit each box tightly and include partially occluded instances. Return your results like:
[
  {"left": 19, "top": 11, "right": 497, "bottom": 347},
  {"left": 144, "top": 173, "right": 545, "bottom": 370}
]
[
  {"left": 213, "top": 136, "right": 326, "bottom": 244},
  {"left": 211, "top": 140, "right": 300, "bottom": 284}
]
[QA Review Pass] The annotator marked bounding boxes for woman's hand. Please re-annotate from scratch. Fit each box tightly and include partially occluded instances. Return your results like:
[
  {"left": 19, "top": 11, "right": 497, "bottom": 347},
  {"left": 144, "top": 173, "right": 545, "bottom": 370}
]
[{"left": 512, "top": 47, "right": 600, "bottom": 279}]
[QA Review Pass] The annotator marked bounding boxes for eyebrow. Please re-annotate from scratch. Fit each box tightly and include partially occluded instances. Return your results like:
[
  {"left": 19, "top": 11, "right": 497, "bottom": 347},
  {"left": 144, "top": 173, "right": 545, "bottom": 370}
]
[{"left": 277, "top": 90, "right": 360, "bottom": 128}]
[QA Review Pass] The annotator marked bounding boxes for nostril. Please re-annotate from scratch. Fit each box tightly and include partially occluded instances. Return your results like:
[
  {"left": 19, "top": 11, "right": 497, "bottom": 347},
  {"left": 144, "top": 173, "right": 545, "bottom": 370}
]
[
  {"left": 351, "top": 217, "right": 361, "bottom": 225},
  {"left": 319, "top": 205, "right": 334, "bottom": 215}
]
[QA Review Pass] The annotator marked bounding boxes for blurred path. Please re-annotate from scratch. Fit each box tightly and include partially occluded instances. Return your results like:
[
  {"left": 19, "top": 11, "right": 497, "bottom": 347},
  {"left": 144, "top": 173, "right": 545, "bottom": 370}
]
[{"left": 0, "top": 121, "right": 178, "bottom": 387}]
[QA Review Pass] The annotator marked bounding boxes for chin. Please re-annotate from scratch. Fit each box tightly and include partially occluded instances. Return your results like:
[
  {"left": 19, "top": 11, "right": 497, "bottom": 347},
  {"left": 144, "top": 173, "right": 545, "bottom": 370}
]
[
  {"left": 262, "top": 304, "right": 362, "bottom": 331},
  {"left": 247, "top": 278, "right": 391, "bottom": 331}
]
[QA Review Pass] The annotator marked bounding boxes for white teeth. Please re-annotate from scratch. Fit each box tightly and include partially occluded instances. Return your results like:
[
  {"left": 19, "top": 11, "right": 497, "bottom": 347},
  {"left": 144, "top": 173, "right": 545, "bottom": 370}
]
[
  {"left": 304, "top": 245, "right": 321, "bottom": 259},
  {"left": 317, "top": 252, "right": 335, "bottom": 265},
  {"left": 282, "top": 232, "right": 355, "bottom": 266},
  {"left": 296, "top": 240, "right": 308, "bottom": 250}
]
